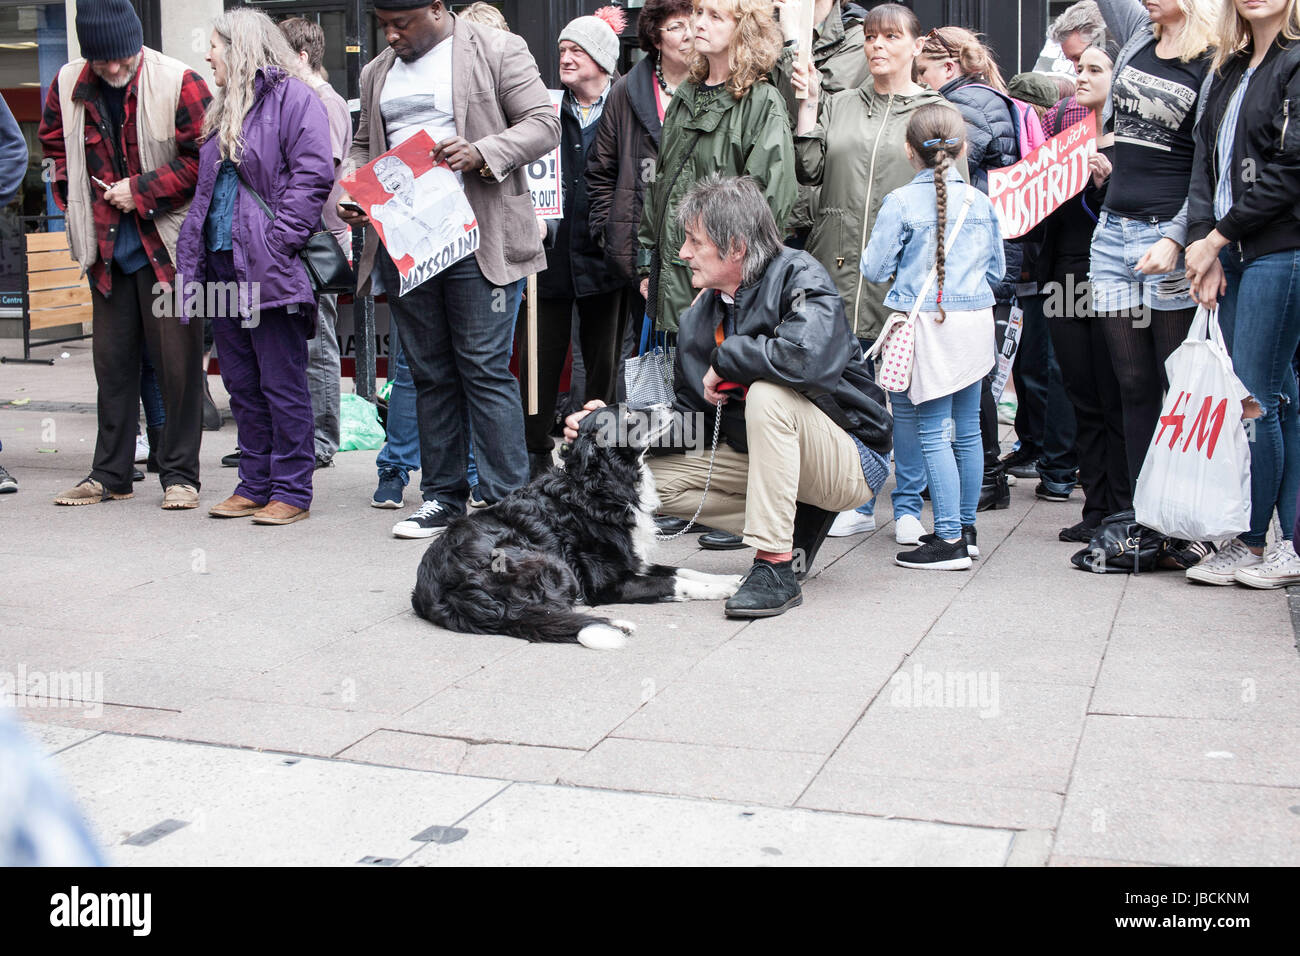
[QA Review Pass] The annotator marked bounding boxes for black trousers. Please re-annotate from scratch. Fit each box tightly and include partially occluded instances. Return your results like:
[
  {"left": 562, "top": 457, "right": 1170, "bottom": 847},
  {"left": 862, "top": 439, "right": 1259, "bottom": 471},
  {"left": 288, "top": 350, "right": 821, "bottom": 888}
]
[
  {"left": 523, "top": 289, "right": 626, "bottom": 455},
  {"left": 1050, "top": 314, "right": 1131, "bottom": 526},
  {"left": 89, "top": 262, "right": 204, "bottom": 494}
]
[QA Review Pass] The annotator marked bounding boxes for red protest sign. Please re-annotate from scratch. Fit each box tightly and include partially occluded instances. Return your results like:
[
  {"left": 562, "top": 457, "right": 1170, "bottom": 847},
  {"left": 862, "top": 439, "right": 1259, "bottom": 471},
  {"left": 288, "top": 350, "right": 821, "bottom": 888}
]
[{"left": 989, "top": 113, "right": 1097, "bottom": 239}]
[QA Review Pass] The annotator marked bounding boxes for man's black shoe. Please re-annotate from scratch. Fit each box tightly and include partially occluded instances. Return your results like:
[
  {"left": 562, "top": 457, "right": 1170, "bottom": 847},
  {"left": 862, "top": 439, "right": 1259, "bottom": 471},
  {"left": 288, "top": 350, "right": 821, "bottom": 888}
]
[
  {"left": 725, "top": 559, "right": 802, "bottom": 618},
  {"left": 700, "top": 530, "right": 746, "bottom": 550},
  {"left": 999, "top": 446, "right": 1039, "bottom": 480},
  {"left": 132, "top": 468, "right": 144, "bottom": 482},
  {"left": 315, "top": 454, "right": 333, "bottom": 470},
  {"left": 1035, "top": 479, "right": 1072, "bottom": 502},
  {"left": 222, "top": 449, "right": 241, "bottom": 468},
  {"left": 791, "top": 501, "right": 836, "bottom": 581},
  {"left": 654, "top": 515, "right": 713, "bottom": 535},
  {"left": 977, "top": 468, "right": 1010, "bottom": 511},
  {"left": 1059, "top": 520, "right": 1097, "bottom": 543}
]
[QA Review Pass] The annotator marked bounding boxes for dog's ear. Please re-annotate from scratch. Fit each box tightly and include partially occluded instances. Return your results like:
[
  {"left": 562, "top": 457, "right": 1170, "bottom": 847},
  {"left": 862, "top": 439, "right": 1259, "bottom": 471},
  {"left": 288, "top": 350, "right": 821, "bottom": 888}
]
[{"left": 561, "top": 431, "right": 596, "bottom": 477}]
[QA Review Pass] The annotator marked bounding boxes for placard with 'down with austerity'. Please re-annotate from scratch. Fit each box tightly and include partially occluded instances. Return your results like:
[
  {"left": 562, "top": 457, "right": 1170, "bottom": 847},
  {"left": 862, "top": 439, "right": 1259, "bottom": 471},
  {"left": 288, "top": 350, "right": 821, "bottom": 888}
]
[{"left": 989, "top": 113, "right": 1097, "bottom": 240}]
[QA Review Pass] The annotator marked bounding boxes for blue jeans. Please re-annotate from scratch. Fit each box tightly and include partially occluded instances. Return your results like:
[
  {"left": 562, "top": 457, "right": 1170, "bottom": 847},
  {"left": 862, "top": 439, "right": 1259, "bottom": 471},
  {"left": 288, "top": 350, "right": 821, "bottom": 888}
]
[
  {"left": 377, "top": 247, "right": 526, "bottom": 508},
  {"left": 139, "top": 343, "right": 165, "bottom": 428},
  {"left": 894, "top": 380, "right": 983, "bottom": 540},
  {"left": 854, "top": 338, "right": 926, "bottom": 520},
  {"left": 1217, "top": 248, "right": 1300, "bottom": 546},
  {"left": 1089, "top": 211, "right": 1196, "bottom": 312},
  {"left": 375, "top": 317, "right": 420, "bottom": 485}
]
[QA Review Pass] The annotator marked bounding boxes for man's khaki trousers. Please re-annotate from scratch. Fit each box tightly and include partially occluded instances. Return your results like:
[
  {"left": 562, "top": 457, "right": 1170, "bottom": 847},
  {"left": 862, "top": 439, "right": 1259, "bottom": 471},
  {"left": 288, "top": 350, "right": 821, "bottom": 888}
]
[{"left": 648, "top": 381, "right": 876, "bottom": 553}]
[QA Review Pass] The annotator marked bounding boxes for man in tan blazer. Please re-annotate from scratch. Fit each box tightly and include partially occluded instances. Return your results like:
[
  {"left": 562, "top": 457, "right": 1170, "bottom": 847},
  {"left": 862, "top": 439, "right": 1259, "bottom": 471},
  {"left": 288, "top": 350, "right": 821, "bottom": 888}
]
[{"left": 340, "top": 0, "right": 560, "bottom": 539}]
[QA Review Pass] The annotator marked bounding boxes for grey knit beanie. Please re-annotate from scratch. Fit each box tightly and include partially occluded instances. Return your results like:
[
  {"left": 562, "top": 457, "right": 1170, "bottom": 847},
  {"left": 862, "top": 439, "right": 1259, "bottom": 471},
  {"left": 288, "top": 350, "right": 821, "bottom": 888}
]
[{"left": 559, "top": 15, "right": 620, "bottom": 75}]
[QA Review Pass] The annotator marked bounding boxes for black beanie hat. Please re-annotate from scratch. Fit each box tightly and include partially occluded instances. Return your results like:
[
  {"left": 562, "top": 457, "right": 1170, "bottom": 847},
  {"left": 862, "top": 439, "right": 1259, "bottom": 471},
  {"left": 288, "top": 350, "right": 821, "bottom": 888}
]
[
  {"left": 373, "top": 0, "right": 441, "bottom": 9},
  {"left": 76, "top": 0, "right": 143, "bottom": 61}
]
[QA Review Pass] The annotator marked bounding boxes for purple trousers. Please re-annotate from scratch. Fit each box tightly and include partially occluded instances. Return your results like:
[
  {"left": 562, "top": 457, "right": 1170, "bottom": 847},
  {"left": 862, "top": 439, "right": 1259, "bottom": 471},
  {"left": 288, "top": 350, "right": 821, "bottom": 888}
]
[{"left": 208, "top": 250, "right": 314, "bottom": 510}]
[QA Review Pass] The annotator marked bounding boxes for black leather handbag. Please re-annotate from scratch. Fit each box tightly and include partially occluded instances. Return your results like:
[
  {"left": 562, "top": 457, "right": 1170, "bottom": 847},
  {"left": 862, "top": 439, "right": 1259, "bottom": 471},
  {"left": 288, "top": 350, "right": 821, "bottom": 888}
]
[
  {"left": 1070, "top": 510, "right": 1206, "bottom": 574},
  {"left": 238, "top": 177, "right": 355, "bottom": 296}
]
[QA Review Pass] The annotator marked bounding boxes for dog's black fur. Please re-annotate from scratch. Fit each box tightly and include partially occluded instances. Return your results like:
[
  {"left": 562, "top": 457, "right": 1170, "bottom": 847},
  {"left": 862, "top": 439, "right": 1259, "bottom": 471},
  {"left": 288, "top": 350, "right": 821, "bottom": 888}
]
[{"left": 411, "top": 405, "right": 735, "bottom": 647}]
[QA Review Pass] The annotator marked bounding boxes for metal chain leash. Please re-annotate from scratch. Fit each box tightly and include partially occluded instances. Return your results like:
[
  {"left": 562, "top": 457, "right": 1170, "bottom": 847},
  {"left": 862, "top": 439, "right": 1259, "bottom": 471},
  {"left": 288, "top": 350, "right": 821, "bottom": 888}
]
[{"left": 655, "top": 402, "right": 723, "bottom": 542}]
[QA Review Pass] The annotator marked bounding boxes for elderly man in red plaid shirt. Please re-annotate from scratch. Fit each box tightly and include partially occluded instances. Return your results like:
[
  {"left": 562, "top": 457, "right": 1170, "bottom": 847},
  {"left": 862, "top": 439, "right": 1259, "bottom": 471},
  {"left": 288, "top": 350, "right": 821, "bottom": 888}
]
[{"left": 39, "top": 0, "right": 211, "bottom": 510}]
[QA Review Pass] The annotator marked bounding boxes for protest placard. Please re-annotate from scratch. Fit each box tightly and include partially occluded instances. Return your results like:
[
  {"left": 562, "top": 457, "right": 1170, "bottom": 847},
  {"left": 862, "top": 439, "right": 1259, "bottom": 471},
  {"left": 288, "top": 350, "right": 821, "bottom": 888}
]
[
  {"left": 527, "top": 90, "right": 565, "bottom": 219},
  {"left": 339, "top": 130, "right": 479, "bottom": 297},
  {"left": 989, "top": 113, "right": 1097, "bottom": 239}
]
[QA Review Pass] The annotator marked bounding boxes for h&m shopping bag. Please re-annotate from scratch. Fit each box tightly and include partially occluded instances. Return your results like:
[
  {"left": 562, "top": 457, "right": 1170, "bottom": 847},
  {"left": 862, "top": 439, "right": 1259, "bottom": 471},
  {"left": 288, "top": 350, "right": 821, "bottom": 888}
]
[{"left": 1132, "top": 306, "right": 1258, "bottom": 541}]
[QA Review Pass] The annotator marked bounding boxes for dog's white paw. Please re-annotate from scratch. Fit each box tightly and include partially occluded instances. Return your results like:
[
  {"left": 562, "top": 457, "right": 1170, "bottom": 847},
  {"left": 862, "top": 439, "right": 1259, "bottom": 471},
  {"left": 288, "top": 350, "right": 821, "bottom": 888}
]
[
  {"left": 610, "top": 619, "right": 638, "bottom": 635},
  {"left": 673, "top": 572, "right": 745, "bottom": 601},
  {"left": 578, "top": 623, "right": 629, "bottom": 650}
]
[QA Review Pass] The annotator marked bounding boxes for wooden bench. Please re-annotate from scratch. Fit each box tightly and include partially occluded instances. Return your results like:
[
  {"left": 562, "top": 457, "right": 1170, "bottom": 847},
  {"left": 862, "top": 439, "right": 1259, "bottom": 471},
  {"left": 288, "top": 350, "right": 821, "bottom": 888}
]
[{"left": 1, "top": 228, "right": 94, "bottom": 364}]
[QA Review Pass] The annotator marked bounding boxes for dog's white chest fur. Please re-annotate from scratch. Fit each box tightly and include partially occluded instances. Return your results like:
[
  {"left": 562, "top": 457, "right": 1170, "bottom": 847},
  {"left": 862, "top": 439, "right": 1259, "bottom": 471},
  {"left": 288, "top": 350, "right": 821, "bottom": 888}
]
[{"left": 631, "top": 462, "right": 661, "bottom": 567}]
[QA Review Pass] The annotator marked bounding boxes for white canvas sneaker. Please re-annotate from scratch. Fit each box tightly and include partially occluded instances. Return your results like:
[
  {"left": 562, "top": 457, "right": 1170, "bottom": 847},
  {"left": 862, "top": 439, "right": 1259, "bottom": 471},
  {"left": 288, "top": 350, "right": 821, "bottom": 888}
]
[
  {"left": 135, "top": 432, "right": 150, "bottom": 463},
  {"left": 828, "top": 510, "right": 876, "bottom": 537},
  {"left": 1185, "top": 539, "right": 1262, "bottom": 585},
  {"left": 895, "top": 514, "right": 925, "bottom": 545},
  {"left": 1234, "top": 539, "right": 1300, "bottom": 589}
]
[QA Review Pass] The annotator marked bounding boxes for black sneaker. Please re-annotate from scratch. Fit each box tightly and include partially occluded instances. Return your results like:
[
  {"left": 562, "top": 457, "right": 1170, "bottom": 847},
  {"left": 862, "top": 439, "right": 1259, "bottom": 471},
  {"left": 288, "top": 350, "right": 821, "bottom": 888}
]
[
  {"left": 1035, "top": 480, "right": 1072, "bottom": 502},
  {"left": 0, "top": 464, "right": 16, "bottom": 494},
  {"left": 315, "top": 454, "right": 334, "bottom": 470},
  {"left": 896, "top": 536, "right": 972, "bottom": 570},
  {"left": 700, "top": 530, "right": 746, "bottom": 550},
  {"left": 371, "top": 467, "right": 404, "bottom": 509},
  {"left": 392, "top": 499, "right": 453, "bottom": 539},
  {"left": 1058, "top": 520, "right": 1097, "bottom": 543},
  {"left": 724, "top": 559, "right": 802, "bottom": 618},
  {"left": 921, "top": 525, "right": 979, "bottom": 559},
  {"left": 222, "top": 449, "right": 241, "bottom": 468}
]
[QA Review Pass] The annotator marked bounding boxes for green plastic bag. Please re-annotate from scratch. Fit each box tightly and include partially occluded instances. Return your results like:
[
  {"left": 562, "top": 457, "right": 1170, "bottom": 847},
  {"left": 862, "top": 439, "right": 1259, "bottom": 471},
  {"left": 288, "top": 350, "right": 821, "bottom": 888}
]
[{"left": 339, "top": 393, "right": 386, "bottom": 451}]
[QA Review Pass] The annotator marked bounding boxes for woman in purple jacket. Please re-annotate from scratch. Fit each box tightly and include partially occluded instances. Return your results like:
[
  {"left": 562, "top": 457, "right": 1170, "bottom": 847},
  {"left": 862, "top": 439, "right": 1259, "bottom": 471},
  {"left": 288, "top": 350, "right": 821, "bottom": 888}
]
[{"left": 176, "top": 8, "right": 334, "bottom": 525}]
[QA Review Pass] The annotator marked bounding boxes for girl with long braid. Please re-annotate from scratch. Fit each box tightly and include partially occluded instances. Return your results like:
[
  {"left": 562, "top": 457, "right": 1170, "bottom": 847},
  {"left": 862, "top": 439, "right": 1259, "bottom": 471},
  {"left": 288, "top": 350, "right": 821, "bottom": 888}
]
[{"left": 861, "top": 104, "right": 1006, "bottom": 570}]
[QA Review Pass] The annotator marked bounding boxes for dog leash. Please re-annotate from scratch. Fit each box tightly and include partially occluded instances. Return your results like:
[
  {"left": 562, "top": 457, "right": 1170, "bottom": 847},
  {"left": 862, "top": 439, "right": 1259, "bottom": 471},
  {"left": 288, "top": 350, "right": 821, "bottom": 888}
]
[{"left": 655, "top": 401, "right": 724, "bottom": 542}]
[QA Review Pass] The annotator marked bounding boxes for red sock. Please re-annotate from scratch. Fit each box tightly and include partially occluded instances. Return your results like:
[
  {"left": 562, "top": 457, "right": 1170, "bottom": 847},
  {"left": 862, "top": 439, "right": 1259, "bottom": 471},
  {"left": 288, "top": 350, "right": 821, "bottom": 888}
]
[{"left": 756, "top": 550, "right": 793, "bottom": 564}]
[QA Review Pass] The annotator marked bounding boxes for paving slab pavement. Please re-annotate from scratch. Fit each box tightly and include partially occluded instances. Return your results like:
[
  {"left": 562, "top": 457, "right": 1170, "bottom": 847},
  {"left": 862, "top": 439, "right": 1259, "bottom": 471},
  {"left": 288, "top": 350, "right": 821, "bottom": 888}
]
[{"left": 3, "top": 340, "right": 1298, "bottom": 865}]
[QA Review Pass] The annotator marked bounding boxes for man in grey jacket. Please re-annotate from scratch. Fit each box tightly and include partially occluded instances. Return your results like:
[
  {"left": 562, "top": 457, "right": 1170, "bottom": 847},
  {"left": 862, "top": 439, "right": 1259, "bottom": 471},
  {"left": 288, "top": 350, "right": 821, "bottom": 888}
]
[{"left": 339, "top": 0, "right": 560, "bottom": 538}]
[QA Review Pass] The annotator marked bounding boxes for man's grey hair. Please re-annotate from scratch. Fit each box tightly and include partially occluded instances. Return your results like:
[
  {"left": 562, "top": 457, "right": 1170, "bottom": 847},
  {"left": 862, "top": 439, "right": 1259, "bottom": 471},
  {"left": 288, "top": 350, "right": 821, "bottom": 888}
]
[
  {"left": 1048, "top": 0, "right": 1105, "bottom": 45},
  {"left": 674, "top": 174, "right": 783, "bottom": 286}
]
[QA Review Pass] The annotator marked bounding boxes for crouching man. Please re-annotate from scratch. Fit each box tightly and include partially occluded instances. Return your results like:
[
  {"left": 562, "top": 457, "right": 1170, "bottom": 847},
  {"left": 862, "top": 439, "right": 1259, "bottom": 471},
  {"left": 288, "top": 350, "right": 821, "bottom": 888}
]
[{"left": 565, "top": 174, "right": 892, "bottom": 618}]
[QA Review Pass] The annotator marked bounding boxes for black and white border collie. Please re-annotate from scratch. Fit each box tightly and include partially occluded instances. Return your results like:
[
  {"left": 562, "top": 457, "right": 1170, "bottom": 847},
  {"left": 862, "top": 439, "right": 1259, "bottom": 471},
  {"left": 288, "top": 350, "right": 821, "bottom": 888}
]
[{"left": 411, "top": 404, "right": 741, "bottom": 649}]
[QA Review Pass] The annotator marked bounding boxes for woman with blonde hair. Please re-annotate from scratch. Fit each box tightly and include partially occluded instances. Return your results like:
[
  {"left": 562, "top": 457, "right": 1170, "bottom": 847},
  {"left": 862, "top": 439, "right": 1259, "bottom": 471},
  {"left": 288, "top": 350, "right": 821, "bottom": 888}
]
[
  {"left": 1182, "top": 0, "right": 1300, "bottom": 587},
  {"left": 636, "top": 0, "right": 796, "bottom": 336},
  {"left": 175, "top": 7, "right": 335, "bottom": 525},
  {"left": 1089, "top": 0, "right": 1216, "bottom": 501}
]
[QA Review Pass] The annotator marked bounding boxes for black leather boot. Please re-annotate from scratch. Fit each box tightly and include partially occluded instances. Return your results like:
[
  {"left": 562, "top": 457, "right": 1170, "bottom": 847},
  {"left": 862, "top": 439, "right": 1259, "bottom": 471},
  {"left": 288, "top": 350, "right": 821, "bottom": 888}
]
[
  {"left": 202, "top": 375, "right": 222, "bottom": 431},
  {"left": 791, "top": 502, "right": 836, "bottom": 581},
  {"left": 146, "top": 425, "right": 162, "bottom": 473},
  {"left": 977, "top": 467, "right": 1010, "bottom": 512}
]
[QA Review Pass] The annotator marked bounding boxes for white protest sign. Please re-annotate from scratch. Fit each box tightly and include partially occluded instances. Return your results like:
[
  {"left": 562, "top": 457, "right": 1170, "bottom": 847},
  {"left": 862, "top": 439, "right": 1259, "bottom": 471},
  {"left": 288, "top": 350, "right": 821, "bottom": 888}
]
[{"left": 528, "top": 90, "right": 565, "bottom": 219}]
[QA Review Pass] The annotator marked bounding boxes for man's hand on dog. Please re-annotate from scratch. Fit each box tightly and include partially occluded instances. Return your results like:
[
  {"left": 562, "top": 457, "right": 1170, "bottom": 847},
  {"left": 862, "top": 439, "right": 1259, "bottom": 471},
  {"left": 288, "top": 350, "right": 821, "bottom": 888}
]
[{"left": 563, "top": 400, "right": 607, "bottom": 443}]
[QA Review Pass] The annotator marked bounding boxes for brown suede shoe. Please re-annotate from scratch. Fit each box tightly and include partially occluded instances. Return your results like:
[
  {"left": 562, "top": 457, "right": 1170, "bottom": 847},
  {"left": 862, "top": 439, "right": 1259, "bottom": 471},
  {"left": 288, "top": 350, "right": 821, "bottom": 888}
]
[
  {"left": 54, "top": 476, "right": 132, "bottom": 506},
  {"left": 161, "top": 483, "right": 200, "bottom": 510},
  {"left": 250, "top": 500, "right": 309, "bottom": 525},
  {"left": 209, "top": 494, "right": 265, "bottom": 518}
]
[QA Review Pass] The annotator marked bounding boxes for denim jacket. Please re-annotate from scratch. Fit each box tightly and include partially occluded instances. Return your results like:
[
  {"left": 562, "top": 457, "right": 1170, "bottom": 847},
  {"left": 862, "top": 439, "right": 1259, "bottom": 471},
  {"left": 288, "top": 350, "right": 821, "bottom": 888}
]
[{"left": 860, "top": 169, "right": 1005, "bottom": 313}]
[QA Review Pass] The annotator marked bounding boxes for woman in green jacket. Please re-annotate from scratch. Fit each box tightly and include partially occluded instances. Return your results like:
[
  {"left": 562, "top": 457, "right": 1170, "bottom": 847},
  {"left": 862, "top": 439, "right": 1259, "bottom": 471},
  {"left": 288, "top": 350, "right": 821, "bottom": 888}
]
[
  {"left": 637, "top": 0, "right": 797, "bottom": 334},
  {"left": 792, "top": 2, "right": 957, "bottom": 543}
]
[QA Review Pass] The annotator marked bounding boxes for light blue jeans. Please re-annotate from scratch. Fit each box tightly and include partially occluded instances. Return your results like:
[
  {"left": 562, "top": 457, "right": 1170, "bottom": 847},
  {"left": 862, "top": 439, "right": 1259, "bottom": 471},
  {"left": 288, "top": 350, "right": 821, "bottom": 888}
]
[
  {"left": 855, "top": 338, "right": 926, "bottom": 520},
  {"left": 893, "top": 380, "right": 983, "bottom": 540},
  {"left": 1217, "top": 247, "right": 1300, "bottom": 546}
]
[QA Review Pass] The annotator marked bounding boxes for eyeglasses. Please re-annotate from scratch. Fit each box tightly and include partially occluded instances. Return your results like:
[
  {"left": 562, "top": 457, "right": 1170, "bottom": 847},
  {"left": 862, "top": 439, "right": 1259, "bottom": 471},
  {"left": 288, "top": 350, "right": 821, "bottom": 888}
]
[
  {"left": 660, "top": 22, "right": 690, "bottom": 35},
  {"left": 925, "top": 28, "right": 958, "bottom": 59}
]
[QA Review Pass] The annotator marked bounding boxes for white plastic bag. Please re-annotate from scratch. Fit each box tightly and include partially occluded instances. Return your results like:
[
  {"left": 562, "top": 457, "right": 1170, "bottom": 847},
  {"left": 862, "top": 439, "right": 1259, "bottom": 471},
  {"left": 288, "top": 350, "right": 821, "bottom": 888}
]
[{"left": 1133, "top": 306, "right": 1253, "bottom": 541}]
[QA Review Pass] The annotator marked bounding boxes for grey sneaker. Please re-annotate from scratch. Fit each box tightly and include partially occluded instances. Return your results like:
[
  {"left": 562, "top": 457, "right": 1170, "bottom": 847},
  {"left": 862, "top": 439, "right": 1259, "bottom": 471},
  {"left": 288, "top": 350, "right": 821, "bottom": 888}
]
[
  {"left": 0, "top": 464, "right": 15, "bottom": 494},
  {"left": 1185, "top": 539, "right": 1261, "bottom": 585}
]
